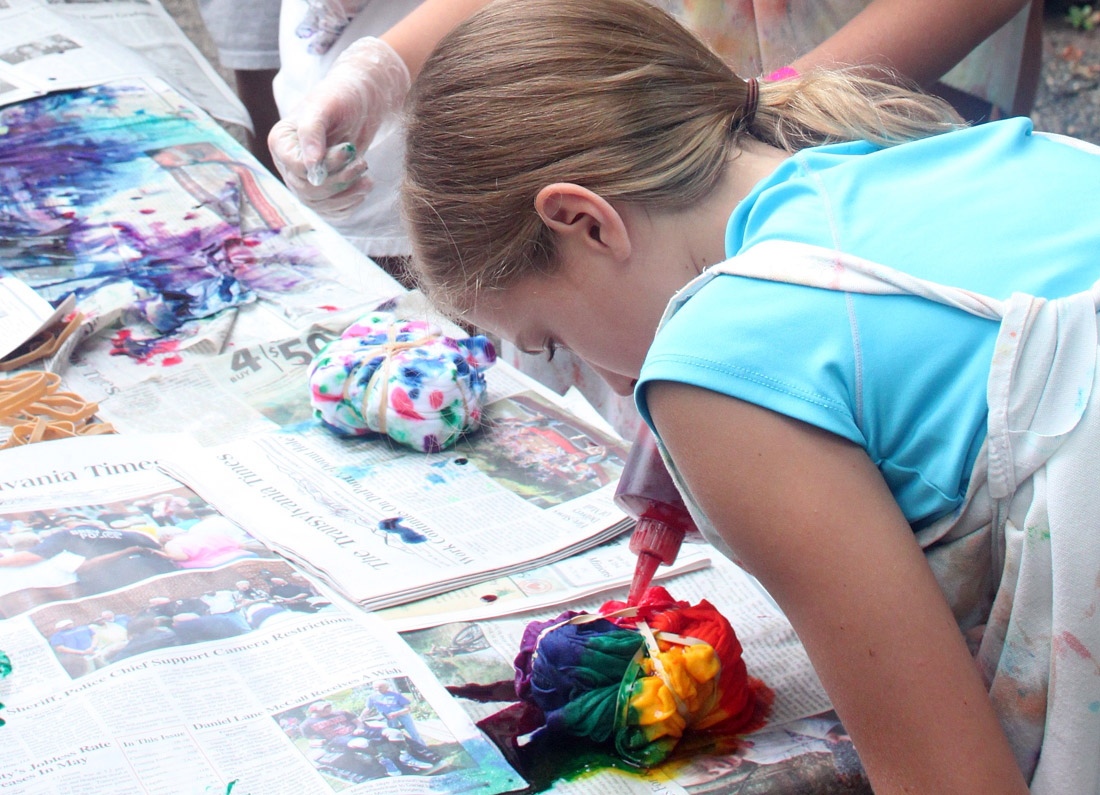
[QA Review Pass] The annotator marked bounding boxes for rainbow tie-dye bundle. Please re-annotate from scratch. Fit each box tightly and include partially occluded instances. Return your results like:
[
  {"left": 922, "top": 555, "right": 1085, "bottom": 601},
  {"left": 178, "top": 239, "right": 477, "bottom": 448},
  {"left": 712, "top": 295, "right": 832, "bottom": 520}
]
[
  {"left": 514, "top": 587, "right": 771, "bottom": 767},
  {"left": 308, "top": 312, "right": 496, "bottom": 452}
]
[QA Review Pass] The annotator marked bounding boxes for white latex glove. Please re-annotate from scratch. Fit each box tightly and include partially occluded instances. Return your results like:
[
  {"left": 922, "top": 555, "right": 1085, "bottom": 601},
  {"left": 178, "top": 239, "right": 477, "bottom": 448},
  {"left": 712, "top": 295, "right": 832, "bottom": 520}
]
[
  {"left": 294, "top": 0, "right": 370, "bottom": 55},
  {"left": 268, "top": 36, "right": 411, "bottom": 219}
]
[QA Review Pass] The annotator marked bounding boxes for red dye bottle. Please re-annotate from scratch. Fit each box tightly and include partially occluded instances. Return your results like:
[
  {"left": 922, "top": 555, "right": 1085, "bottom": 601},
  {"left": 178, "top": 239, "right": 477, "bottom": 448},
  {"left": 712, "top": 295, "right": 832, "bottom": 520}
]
[{"left": 614, "top": 424, "right": 697, "bottom": 605}]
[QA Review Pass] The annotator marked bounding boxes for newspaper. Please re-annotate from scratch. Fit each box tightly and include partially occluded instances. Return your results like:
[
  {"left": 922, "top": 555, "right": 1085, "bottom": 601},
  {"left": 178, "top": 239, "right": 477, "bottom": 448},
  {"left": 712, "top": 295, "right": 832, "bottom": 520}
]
[
  {"left": 0, "top": 433, "right": 524, "bottom": 794},
  {"left": 60, "top": 283, "right": 641, "bottom": 613},
  {"left": 0, "top": 0, "right": 248, "bottom": 126},
  {"left": 157, "top": 366, "right": 637, "bottom": 609},
  {"left": 400, "top": 555, "right": 845, "bottom": 794},
  {"left": 376, "top": 534, "right": 713, "bottom": 632},
  {"left": 0, "top": 279, "right": 74, "bottom": 361}
]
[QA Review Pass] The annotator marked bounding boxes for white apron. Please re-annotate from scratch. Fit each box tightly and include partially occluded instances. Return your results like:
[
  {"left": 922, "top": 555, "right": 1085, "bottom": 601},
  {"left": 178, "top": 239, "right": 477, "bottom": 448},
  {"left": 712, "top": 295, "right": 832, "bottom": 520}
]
[{"left": 654, "top": 235, "right": 1100, "bottom": 792}]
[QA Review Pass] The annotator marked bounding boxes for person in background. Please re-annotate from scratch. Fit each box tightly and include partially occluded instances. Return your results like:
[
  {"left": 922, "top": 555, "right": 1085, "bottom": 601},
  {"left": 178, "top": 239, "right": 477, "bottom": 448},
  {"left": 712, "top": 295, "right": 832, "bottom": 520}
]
[
  {"left": 270, "top": 0, "right": 1039, "bottom": 236},
  {"left": 267, "top": 576, "right": 323, "bottom": 612},
  {"left": 49, "top": 618, "right": 95, "bottom": 677},
  {"left": 201, "top": 587, "right": 251, "bottom": 631},
  {"left": 396, "top": 1, "right": 1100, "bottom": 791},
  {"left": 364, "top": 680, "right": 422, "bottom": 746},
  {"left": 194, "top": 0, "right": 282, "bottom": 174},
  {"left": 90, "top": 611, "right": 131, "bottom": 668},
  {"left": 232, "top": 579, "right": 268, "bottom": 610},
  {"left": 111, "top": 615, "right": 180, "bottom": 662},
  {"left": 171, "top": 612, "right": 249, "bottom": 643},
  {"left": 300, "top": 700, "right": 362, "bottom": 744}
]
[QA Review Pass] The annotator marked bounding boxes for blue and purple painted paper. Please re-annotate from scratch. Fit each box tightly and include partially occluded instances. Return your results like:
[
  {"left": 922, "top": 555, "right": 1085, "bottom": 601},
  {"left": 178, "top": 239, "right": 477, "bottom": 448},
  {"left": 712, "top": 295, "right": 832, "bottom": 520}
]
[
  {"left": 308, "top": 311, "right": 496, "bottom": 452},
  {"left": 0, "top": 81, "right": 342, "bottom": 364}
]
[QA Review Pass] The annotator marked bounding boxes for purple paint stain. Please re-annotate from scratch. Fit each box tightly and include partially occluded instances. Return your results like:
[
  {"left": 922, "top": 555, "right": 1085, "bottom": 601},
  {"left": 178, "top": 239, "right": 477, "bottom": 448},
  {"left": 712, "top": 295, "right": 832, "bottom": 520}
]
[
  {"left": 0, "top": 84, "right": 323, "bottom": 358},
  {"left": 378, "top": 517, "right": 427, "bottom": 544}
]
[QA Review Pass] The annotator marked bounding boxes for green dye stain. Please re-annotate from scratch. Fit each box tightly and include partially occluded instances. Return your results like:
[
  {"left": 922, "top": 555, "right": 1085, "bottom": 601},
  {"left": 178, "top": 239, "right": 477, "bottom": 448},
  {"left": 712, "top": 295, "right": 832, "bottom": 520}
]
[
  {"left": 440, "top": 404, "right": 457, "bottom": 427},
  {"left": 0, "top": 651, "right": 10, "bottom": 728},
  {"left": 1025, "top": 524, "right": 1050, "bottom": 543},
  {"left": 225, "top": 780, "right": 238, "bottom": 794},
  {"left": 519, "top": 735, "right": 642, "bottom": 793},
  {"left": 1089, "top": 701, "right": 1100, "bottom": 713}
]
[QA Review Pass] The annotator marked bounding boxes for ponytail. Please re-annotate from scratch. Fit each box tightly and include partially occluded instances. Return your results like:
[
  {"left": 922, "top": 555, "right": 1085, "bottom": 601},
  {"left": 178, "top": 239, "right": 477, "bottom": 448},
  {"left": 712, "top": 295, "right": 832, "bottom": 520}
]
[{"left": 751, "top": 69, "right": 963, "bottom": 151}]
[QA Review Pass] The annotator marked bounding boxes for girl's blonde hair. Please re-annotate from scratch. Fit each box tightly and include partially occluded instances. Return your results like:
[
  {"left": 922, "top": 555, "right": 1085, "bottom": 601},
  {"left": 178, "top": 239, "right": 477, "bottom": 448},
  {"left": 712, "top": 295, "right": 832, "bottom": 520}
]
[{"left": 402, "top": 0, "right": 963, "bottom": 313}]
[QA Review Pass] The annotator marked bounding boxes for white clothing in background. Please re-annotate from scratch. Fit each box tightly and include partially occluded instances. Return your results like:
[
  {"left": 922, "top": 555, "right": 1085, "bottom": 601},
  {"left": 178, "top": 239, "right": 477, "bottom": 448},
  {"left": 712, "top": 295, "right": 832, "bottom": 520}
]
[{"left": 274, "top": 0, "right": 422, "bottom": 258}]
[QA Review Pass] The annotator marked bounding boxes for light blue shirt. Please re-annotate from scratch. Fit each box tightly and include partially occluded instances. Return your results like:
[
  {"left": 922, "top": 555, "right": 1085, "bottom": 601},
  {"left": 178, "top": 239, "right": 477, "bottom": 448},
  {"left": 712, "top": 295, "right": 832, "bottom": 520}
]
[{"left": 637, "top": 119, "right": 1100, "bottom": 526}]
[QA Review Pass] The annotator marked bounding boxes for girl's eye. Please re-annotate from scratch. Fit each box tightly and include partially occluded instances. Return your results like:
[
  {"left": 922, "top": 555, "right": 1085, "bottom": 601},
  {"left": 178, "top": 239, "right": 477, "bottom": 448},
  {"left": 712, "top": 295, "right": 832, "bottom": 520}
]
[{"left": 545, "top": 341, "right": 558, "bottom": 362}]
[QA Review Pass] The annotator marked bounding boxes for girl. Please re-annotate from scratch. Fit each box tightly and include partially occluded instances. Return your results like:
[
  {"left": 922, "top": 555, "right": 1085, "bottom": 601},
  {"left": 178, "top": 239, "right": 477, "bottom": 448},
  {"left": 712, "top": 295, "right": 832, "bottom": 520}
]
[{"left": 399, "top": 0, "right": 1100, "bottom": 792}]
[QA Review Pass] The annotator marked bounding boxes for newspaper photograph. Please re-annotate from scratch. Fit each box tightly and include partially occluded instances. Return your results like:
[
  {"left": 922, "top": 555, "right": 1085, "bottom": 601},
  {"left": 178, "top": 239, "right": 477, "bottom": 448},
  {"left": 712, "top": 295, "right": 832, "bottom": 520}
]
[{"left": 0, "top": 434, "right": 524, "bottom": 794}]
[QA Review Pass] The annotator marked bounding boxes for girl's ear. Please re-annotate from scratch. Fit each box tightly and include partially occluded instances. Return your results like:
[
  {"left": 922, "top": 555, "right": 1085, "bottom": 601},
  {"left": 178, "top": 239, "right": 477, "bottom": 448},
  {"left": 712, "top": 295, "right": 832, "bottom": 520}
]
[{"left": 534, "top": 183, "right": 631, "bottom": 262}]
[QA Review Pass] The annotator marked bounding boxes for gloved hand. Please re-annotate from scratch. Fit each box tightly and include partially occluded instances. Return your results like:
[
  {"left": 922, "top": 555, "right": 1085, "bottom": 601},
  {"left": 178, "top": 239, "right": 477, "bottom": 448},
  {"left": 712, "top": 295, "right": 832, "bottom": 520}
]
[
  {"left": 268, "top": 36, "right": 411, "bottom": 219},
  {"left": 295, "top": 0, "right": 370, "bottom": 55}
]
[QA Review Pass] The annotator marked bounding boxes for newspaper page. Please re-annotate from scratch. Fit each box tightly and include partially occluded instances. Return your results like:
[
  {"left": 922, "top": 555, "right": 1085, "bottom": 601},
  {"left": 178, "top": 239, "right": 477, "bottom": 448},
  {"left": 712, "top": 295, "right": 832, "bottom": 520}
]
[
  {"left": 0, "top": 433, "right": 524, "bottom": 794},
  {"left": 0, "top": 0, "right": 247, "bottom": 125},
  {"left": 68, "top": 286, "right": 640, "bottom": 611},
  {"left": 0, "top": 280, "right": 74, "bottom": 361},
  {"left": 399, "top": 555, "right": 850, "bottom": 794},
  {"left": 159, "top": 372, "right": 636, "bottom": 609},
  {"left": 377, "top": 533, "right": 712, "bottom": 632}
]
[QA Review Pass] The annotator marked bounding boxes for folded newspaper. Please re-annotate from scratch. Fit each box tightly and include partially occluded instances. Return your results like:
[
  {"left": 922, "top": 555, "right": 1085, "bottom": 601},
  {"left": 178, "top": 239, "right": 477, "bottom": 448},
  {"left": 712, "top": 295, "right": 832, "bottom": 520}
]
[
  {"left": 156, "top": 367, "right": 636, "bottom": 611},
  {"left": 0, "top": 434, "right": 525, "bottom": 794}
]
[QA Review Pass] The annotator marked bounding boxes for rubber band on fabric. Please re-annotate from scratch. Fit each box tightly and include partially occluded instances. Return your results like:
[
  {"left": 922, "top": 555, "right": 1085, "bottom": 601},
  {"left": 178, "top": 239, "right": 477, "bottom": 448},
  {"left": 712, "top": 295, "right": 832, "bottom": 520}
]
[
  {"left": 513, "top": 586, "right": 773, "bottom": 768},
  {"left": 0, "top": 371, "right": 115, "bottom": 449},
  {"left": 309, "top": 311, "right": 496, "bottom": 452},
  {"left": 0, "top": 311, "right": 83, "bottom": 372}
]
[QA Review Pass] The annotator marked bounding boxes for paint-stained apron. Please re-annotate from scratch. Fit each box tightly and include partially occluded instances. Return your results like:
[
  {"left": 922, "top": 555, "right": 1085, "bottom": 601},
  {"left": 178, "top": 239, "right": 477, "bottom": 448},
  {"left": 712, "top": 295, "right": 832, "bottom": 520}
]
[{"left": 653, "top": 226, "right": 1100, "bottom": 792}]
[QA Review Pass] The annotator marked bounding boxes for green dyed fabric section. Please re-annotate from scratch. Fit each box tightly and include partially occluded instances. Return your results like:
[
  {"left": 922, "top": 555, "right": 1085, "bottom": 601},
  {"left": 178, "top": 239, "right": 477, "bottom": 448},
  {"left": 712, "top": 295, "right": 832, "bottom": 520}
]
[{"left": 534, "top": 624, "right": 643, "bottom": 744}]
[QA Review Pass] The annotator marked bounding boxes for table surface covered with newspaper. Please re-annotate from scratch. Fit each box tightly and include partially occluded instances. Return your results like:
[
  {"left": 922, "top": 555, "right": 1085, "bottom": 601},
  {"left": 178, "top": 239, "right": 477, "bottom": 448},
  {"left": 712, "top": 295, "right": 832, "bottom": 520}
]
[{"left": 0, "top": 68, "right": 869, "bottom": 794}]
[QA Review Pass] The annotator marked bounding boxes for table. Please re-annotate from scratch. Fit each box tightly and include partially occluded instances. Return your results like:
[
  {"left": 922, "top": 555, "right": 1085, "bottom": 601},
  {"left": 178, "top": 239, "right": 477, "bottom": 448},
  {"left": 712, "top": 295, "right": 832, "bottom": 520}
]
[{"left": 0, "top": 79, "right": 869, "bottom": 795}]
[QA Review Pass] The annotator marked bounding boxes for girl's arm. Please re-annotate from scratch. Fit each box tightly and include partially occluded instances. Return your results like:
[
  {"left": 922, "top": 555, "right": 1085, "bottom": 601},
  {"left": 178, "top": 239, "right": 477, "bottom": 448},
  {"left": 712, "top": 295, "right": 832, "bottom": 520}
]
[
  {"left": 790, "top": 0, "right": 1031, "bottom": 88},
  {"left": 380, "top": 0, "right": 491, "bottom": 79},
  {"left": 646, "top": 381, "right": 1028, "bottom": 794}
]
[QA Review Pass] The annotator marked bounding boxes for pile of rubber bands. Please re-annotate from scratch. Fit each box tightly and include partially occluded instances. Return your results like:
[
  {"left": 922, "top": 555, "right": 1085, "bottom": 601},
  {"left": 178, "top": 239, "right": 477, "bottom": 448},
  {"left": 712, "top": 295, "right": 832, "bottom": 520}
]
[
  {"left": 308, "top": 311, "right": 496, "bottom": 452},
  {"left": 512, "top": 586, "right": 772, "bottom": 767},
  {"left": 0, "top": 371, "right": 114, "bottom": 449}
]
